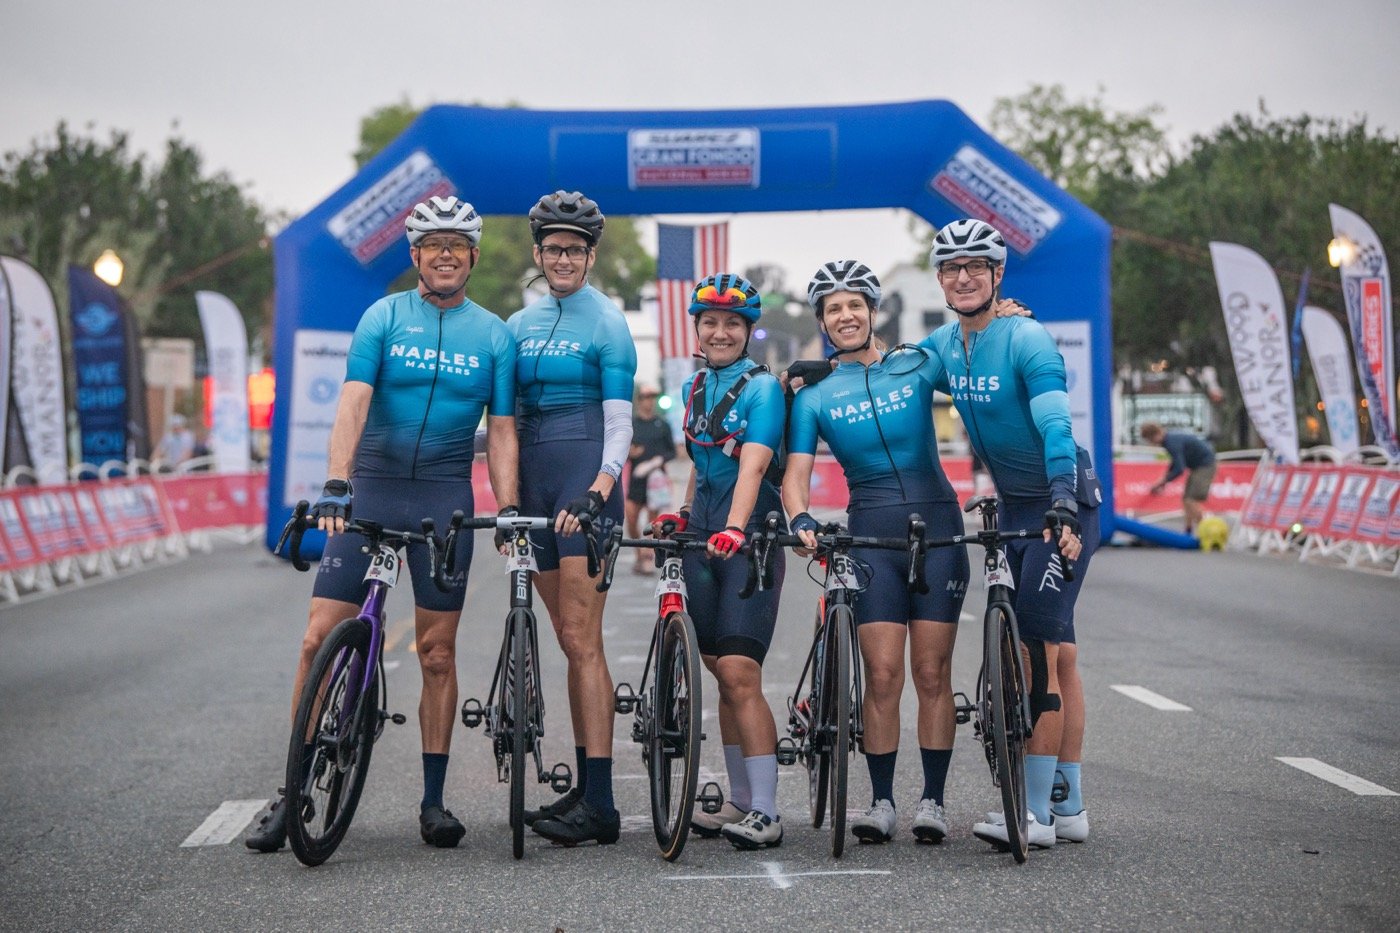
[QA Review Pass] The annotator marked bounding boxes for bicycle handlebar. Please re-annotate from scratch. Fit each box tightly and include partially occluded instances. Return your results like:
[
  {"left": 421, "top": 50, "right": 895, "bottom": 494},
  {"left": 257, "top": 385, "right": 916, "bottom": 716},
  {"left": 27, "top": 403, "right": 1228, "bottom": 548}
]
[{"left": 276, "top": 500, "right": 446, "bottom": 585}]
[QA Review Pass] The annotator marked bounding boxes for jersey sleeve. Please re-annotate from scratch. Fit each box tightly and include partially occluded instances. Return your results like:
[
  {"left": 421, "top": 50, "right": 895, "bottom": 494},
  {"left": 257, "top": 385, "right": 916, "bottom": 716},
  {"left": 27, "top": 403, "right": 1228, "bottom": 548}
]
[
  {"left": 344, "top": 302, "right": 388, "bottom": 385},
  {"left": 787, "top": 385, "right": 821, "bottom": 456},
  {"left": 597, "top": 311, "right": 638, "bottom": 402},
  {"left": 740, "top": 373, "right": 786, "bottom": 450},
  {"left": 488, "top": 320, "right": 517, "bottom": 417},
  {"left": 917, "top": 327, "right": 954, "bottom": 393},
  {"left": 1014, "top": 322, "right": 1079, "bottom": 499}
]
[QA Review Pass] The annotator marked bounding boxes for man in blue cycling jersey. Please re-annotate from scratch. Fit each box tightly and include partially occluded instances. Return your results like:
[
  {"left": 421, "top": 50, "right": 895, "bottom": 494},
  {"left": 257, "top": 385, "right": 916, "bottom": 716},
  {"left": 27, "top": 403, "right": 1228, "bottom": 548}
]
[
  {"left": 511, "top": 191, "right": 638, "bottom": 846},
  {"left": 920, "top": 218, "right": 1101, "bottom": 849},
  {"left": 247, "top": 196, "right": 519, "bottom": 852},
  {"left": 785, "top": 261, "right": 970, "bottom": 846}
]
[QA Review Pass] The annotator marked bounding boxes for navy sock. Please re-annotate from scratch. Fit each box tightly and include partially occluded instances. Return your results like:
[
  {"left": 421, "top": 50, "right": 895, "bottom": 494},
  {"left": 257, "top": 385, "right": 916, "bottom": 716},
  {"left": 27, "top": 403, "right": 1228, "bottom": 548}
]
[
  {"left": 919, "top": 747, "right": 953, "bottom": 805},
  {"left": 574, "top": 746, "right": 588, "bottom": 793},
  {"left": 421, "top": 753, "right": 449, "bottom": 811},
  {"left": 582, "top": 757, "right": 614, "bottom": 814},
  {"left": 866, "top": 750, "right": 897, "bottom": 805}
]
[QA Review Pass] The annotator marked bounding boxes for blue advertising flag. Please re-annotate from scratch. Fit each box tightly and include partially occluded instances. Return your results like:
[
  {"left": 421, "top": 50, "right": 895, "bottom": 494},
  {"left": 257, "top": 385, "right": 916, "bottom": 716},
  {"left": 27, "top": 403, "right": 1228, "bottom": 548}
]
[
  {"left": 67, "top": 265, "right": 133, "bottom": 466},
  {"left": 1291, "top": 266, "right": 1310, "bottom": 382}
]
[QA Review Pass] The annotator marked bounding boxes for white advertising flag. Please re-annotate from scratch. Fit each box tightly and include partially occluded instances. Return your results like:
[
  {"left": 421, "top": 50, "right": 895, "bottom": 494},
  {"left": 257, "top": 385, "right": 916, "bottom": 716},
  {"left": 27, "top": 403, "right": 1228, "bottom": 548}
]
[
  {"left": 1209, "top": 242, "right": 1300, "bottom": 464},
  {"left": 1300, "top": 306, "right": 1360, "bottom": 455},
  {"left": 1, "top": 256, "right": 68, "bottom": 482},
  {"left": 0, "top": 263, "right": 12, "bottom": 468},
  {"left": 285, "top": 329, "right": 352, "bottom": 506},
  {"left": 1327, "top": 203, "right": 1398, "bottom": 458},
  {"left": 196, "top": 291, "right": 251, "bottom": 472}
]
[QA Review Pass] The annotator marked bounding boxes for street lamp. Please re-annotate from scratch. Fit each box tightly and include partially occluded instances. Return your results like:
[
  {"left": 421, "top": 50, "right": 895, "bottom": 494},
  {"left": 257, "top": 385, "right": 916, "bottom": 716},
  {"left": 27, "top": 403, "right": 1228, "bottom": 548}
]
[
  {"left": 94, "top": 249, "right": 124, "bottom": 286},
  {"left": 1327, "top": 236, "right": 1356, "bottom": 269}
]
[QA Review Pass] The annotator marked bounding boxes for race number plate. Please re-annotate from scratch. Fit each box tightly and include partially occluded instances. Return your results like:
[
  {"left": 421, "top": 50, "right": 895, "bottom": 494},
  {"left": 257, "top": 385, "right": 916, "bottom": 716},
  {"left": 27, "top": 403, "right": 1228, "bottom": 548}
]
[
  {"left": 826, "top": 554, "right": 859, "bottom": 593},
  {"left": 364, "top": 545, "right": 404, "bottom": 587},
  {"left": 654, "top": 558, "right": 687, "bottom": 600},
  {"left": 504, "top": 540, "right": 538, "bottom": 575},
  {"left": 985, "top": 550, "right": 1016, "bottom": 590}
]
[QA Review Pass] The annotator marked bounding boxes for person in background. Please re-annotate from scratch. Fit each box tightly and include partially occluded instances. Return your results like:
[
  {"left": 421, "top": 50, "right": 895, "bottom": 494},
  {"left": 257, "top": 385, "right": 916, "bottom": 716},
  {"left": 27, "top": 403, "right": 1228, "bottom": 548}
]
[
  {"left": 1141, "top": 422, "right": 1217, "bottom": 534},
  {"left": 625, "top": 384, "right": 676, "bottom": 574},
  {"left": 157, "top": 414, "right": 196, "bottom": 467}
]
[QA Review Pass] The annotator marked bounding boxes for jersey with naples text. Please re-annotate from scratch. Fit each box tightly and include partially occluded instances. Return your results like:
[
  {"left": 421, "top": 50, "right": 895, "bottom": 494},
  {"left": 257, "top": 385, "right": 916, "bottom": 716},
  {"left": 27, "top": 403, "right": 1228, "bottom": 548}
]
[
  {"left": 507, "top": 284, "right": 637, "bottom": 445},
  {"left": 345, "top": 290, "right": 515, "bottom": 480},
  {"left": 919, "top": 317, "right": 1081, "bottom": 505},
  {"left": 787, "top": 348, "right": 957, "bottom": 511},
  {"left": 684, "top": 359, "right": 785, "bottom": 532}
]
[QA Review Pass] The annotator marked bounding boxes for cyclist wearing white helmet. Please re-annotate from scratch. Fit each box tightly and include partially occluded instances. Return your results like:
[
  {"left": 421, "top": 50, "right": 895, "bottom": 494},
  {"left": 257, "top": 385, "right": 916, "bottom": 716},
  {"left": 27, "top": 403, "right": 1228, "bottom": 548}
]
[
  {"left": 511, "top": 191, "right": 639, "bottom": 846},
  {"left": 247, "top": 195, "right": 519, "bottom": 852},
  {"left": 920, "top": 217, "right": 1101, "bottom": 849},
  {"left": 785, "top": 260, "right": 971, "bottom": 846}
]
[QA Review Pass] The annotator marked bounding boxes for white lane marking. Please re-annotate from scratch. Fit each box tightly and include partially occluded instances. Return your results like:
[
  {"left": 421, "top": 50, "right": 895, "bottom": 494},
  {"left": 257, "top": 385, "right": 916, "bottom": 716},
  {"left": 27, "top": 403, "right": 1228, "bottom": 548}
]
[
  {"left": 666, "top": 867, "right": 891, "bottom": 888},
  {"left": 1276, "top": 758, "right": 1399, "bottom": 796},
  {"left": 181, "top": 799, "right": 268, "bottom": 847},
  {"left": 616, "top": 654, "right": 647, "bottom": 664},
  {"left": 1110, "top": 684, "right": 1192, "bottom": 711},
  {"left": 960, "top": 611, "right": 977, "bottom": 624},
  {"left": 763, "top": 861, "right": 794, "bottom": 890},
  {"left": 619, "top": 815, "right": 652, "bottom": 833},
  {"left": 384, "top": 660, "right": 401, "bottom": 671}
]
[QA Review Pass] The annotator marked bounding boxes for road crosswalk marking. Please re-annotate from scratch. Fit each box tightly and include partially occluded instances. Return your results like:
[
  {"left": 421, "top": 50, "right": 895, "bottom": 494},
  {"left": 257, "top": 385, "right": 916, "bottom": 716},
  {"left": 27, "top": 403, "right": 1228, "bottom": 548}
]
[
  {"left": 181, "top": 799, "right": 268, "bottom": 847},
  {"left": 1110, "top": 684, "right": 1192, "bottom": 711},
  {"left": 1276, "top": 757, "right": 1398, "bottom": 796}
]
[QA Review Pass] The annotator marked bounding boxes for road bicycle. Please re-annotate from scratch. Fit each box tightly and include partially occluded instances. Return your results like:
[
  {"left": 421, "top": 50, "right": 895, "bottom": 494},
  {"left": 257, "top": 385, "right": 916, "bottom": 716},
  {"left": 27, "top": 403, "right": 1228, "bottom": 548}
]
[
  {"left": 457, "top": 512, "right": 575, "bottom": 860},
  {"left": 276, "top": 502, "right": 447, "bottom": 867}
]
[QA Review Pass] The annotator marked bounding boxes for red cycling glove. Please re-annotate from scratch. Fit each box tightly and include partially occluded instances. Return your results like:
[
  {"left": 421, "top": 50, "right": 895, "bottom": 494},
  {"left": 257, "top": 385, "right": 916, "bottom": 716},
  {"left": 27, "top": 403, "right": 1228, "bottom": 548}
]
[
  {"left": 708, "top": 526, "right": 745, "bottom": 557},
  {"left": 652, "top": 510, "right": 689, "bottom": 536}
]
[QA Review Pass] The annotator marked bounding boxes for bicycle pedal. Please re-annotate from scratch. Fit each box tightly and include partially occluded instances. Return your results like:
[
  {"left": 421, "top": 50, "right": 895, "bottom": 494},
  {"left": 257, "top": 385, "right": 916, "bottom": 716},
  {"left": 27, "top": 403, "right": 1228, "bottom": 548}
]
[
  {"left": 548, "top": 762, "right": 573, "bottom": 794},
  {"left": 460, "top": 697, "right": 485, "bottom": 729},
  {"left": 613, "top": 682, "right": 639, "bottom": 714},
  {"left": 775, "top": 737, "right": 799, "bottom": 767},
  {"left": 696, "top": 780, "right": 725, "bottom": 814},
  {"left": 952, "top": 690, "right": 974, "bottom": 725},
  {"left": 379, "top": 710, "right": 408, "bottom": 726}
]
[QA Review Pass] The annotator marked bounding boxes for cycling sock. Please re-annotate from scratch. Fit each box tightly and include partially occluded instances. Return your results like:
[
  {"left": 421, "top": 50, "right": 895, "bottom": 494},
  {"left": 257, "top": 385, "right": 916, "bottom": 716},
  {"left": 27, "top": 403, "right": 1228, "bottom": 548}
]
[
  {"left": 1026, "top": 754, "right": 1057, "bottom": 826},
  {"left": 575, "top": 746, "right": 588, "bottom": 793},
  {"left": 724, "top": 744, "right": 752, "bottom": 810},
  {"left": 919, "top": 747, "right": 953, "bottom": 805},
  {"left": 421, "top": 753, "right": 449, "bottom": 811},
  {"left": 1054, "top": 762, "right": 1083, "bottom": 815},
  {"left": 583, "top": 757, "right": 614, "bottom": 814},
  {"left": 744, "top": 754, "right": 780, "bottom": 820},
  {"left": 865, "top": 750, "right": 897, "bottom": 806}
]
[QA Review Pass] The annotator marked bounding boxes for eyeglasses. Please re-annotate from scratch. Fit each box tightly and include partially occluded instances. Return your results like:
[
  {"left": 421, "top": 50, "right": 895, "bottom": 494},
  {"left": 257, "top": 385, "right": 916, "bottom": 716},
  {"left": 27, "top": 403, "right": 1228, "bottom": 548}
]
[
  {"left": 693, "top": 284, "right": 751, "bottom": 308},
  {"left": 937, "top": 259, "right": 994, "bottom": 280},
  {"left": 540, "top": 245, "right": 591, "bottom": 260},
  {"left": 417, "top": 237, "right": 473, "bottom": 256}
]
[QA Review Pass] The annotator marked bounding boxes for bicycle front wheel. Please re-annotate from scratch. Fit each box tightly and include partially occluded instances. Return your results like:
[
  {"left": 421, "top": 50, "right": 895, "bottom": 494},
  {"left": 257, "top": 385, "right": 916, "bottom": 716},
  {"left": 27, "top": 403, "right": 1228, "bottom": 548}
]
[
  {"left": 987, "top": 603, "right": 1029, "bottom": 863},
  {"left": 285, "top": 618, "right": 378, "bottom": 867},
  {"left": 827, "top": 604, "right": 853, "bottom": 859},
  {"left": 806, "top": 605, "right": 830, "bottom": 829},
  {"left": 649, "top": 612, "right": 702, "bottom": 861},
  {"left": 508, "top": 609, "right": 529, "bottom": 860}
]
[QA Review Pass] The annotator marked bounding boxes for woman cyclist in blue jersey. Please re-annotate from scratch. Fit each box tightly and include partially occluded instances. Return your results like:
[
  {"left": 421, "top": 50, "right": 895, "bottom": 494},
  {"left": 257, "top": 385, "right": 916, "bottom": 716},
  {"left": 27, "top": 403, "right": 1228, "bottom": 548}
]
[
  {"left": 919, "top": 219, "right": 1100, "bottom": 849},
  {"left": 510, "top": 191, "right": 638, "bottom": 847},
  {"left": 650, "top": 274, "right": 788, "bottom": 850},
  {"left": 783, "top": 260, "right": 970, "bottom": 846},
  {"left": 246, "top": 196, "right": 519, "bottom": 852}
]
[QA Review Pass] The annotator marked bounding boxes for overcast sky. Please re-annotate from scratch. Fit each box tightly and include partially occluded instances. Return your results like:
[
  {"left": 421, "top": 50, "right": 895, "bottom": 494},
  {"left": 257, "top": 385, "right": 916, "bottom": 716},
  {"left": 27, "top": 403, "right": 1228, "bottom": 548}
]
[{"left": 4, "top": 0, "right": 1398, "bottom": 294}]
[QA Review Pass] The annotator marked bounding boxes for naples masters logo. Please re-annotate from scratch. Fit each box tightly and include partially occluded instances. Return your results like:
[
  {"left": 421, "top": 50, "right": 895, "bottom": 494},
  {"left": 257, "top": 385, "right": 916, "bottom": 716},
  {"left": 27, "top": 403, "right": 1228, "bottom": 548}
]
[{"left": 75, "top": 302, "right": 117, "bottom": 337}]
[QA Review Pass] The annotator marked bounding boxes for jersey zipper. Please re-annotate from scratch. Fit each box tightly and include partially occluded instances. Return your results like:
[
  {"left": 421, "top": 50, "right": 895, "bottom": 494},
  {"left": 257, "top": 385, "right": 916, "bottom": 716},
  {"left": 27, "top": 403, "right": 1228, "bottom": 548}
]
[
  {"left": 863, "top": 362, "right": 908, "bottom": 502},
  {"left": 409, "top": 307, "right": 446, "bottom": 479}
]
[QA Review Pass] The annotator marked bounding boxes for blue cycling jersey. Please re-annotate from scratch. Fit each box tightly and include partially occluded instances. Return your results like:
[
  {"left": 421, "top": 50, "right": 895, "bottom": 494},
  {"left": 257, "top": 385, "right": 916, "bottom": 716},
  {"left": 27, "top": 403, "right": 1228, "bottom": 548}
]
[
  {"left": 919, "top": 317, "right": 1084, "bottom": 506},
  {"left": 507, "top": 284, "right": 637, "bottom": 444},
  {"left": 788, "top": 348, "right": 957, "bottom": 510},
  {"left": 683, "top": 359, "right": 785, "bottom": 531},
  {"left": 345, "top": 290, "right": 515, "bottom": 480}
]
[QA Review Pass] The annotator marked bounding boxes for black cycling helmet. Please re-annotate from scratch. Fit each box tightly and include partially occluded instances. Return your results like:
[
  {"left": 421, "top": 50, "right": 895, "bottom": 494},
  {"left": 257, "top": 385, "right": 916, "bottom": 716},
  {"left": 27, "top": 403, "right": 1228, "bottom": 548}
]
[{"left": 528, "top": 190, "right": 605, "bottom": 245}]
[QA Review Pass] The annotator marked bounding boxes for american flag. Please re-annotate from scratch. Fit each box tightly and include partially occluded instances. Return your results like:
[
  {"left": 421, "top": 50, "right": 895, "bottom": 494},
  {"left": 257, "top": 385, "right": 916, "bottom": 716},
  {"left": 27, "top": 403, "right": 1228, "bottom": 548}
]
[{"left": 656, "top": 222, "right": 728, "bottom": 359}]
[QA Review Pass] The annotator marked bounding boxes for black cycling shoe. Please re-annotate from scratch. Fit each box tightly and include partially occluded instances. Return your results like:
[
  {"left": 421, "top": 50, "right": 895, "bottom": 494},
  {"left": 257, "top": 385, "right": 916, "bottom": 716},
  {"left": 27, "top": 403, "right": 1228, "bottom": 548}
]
[
  {"left": 419, "top": 805, "right": 466, "bottom": 848},
  {"left": 532, "top": 799, "right": 621, "bottom": 847},
  {"left": 523, "top": 787, "right": 584, "bottom": 827},
  {"left": 244, "top": 795, "right": 287, "bottom": 853}
]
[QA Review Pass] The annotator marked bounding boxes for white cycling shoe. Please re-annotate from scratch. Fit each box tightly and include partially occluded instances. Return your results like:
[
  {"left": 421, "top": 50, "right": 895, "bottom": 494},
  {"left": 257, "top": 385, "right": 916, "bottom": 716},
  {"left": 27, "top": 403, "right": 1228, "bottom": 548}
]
[
  {"left": 721, "top": 810, "right": 783, "bottom": 850},
  {"left": 972, "top": 810, "right": 1057, "bottom": 849},
  {"left": 1052, "top": 808, "right": 1089, "bottom": 842},
  {"left": 911, "top": 799, "right": 948, "bottom": 844},
  {"left": 691, "top": 801, "right": 746, "bottom": 838},
  {"left": 851, "top": 799, "right": 897, "bottom": 843}
]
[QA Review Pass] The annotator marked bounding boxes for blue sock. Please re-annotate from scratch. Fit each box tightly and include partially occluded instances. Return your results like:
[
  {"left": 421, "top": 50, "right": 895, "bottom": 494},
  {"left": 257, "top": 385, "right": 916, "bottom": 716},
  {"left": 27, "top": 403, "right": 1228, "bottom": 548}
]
[
  {"left": 421, "top": 753, "right": 449, "bottom": 810},
  {"left": 919, "top": 747, "right": 953, "bottom": 805},
  {"left": 582, "top": 757, "right": 614, "bottom": 814},
  {"left": 866, "top": 750, "right": 897, "bottom": 806},
  {"left": 574, "top": 746, "right": 588, "bottom": 793},
  {"left": 1026, "top": 754, "right": 1057, "bottom": 826},
  {"left": 1055, "top": 762, "right": 1083, "bottom": 815}
]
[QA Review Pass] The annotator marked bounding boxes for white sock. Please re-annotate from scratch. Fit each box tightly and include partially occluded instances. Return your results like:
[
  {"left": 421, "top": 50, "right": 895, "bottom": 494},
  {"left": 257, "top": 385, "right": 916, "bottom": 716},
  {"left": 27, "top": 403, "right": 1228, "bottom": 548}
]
[
  {"left": 724, "top": 744, "right": 751, "bottom": 810},
  {"left": 744, "top": 754, "right": 779, "bottom": 820}
]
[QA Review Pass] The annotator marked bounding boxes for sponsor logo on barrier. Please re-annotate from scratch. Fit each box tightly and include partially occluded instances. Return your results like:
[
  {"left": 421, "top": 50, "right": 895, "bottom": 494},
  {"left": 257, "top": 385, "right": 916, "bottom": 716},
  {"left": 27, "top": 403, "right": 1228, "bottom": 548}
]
[
  {"left": 628, "top": 129, "right": 760, "bottom": 189},
  {"left": 928, "top": 145, "right": 1063, "bottom": 254}
]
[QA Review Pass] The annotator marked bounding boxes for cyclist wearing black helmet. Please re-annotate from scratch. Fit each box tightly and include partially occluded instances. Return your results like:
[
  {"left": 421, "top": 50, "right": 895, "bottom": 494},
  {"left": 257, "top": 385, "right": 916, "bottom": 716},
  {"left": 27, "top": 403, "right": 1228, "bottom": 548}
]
[
  {"left": 247, "top": 196, "right": 519, "bottom": 852},
  {"left": 510, "top": 190, "right": 638, "bottom": 846}
]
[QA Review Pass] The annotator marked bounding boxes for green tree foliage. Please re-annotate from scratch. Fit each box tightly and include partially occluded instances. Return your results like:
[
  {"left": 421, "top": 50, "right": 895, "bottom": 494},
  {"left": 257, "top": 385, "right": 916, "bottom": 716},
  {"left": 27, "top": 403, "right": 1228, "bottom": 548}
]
[
  {"left": 0, "top": 123, "right": 273, "bottom": 344},
  {"left": 354, "top": 101, "right": 655, "bottom": 315}
]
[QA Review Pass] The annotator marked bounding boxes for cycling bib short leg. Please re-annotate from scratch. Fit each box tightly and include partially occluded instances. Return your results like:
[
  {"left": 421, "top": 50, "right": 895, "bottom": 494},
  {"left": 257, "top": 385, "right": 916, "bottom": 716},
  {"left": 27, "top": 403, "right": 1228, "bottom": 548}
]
[
  {"left": 848, "top": 501, "right": 969, "bottom": 626},
  {"left": 682, "top": 528, "right": 786, "bottom": 664},
  {"left": 998, "top": 498, "right": 1099, "bottom": 644},
  {"left": 519, "top": 437, "right": 623, "bottom": 572}
]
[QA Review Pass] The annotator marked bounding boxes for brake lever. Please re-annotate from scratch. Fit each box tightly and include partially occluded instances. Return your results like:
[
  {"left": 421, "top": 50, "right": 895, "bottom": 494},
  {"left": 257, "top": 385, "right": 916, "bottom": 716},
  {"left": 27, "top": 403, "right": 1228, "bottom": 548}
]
[
  {"left": 596, "top": 526, "right": 623, "bottom": 593},
  {"left": 1044, "top": 510, "right": 1077, "bottom": 583},
  {"left": 908, "top": 514, "right": 930, "bottom": 595},
  {"left": 278, "top": 501, "right": 312, "bottom": 571}
]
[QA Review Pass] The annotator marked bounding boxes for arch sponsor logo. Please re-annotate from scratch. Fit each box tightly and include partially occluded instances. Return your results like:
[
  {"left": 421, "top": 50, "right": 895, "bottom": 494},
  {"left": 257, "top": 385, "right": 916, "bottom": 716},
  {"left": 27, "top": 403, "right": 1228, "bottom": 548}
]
[{"left": 929, "top": 145, "right": 1062, "bottom": 254}]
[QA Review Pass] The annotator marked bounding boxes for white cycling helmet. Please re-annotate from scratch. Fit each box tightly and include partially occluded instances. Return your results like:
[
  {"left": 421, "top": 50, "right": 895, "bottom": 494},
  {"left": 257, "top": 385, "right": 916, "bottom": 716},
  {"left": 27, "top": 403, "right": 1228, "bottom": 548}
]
[
  {"left": 405, "top": 196, "right": 483, "bottom": 247},
  {"left": 930, "top": 219, "right": 1007, "bottom": 268},
  {"left": 807, "top": 260, "right": 882, "bottom": 313}
]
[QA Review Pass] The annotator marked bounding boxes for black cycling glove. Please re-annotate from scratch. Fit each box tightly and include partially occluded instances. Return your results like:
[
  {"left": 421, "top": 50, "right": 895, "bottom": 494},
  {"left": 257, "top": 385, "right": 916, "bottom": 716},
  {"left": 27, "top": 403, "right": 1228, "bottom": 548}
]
[
  {"left": 310, "top": 479, "right": 353, "bottom": 524},
  {"left": 790, "top": 511, "right": 820, "bottom": 535},
  {"left": 495, "top": 504, "right": 520, "bottom": 551},
  {"left": 1045, "top": 499, "right": 1080, "bottom": 539},
  {"left": 786, "top": 360, "right": 834, "bottom": 390},
  {"left": 564, "top": 490, "right": 605, "bottom": 527}
]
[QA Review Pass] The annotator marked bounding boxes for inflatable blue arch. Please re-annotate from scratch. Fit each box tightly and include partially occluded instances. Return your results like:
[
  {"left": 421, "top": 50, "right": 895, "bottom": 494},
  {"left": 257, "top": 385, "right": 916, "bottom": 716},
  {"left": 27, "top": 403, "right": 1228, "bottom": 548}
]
[{"left": 268, "top": 100, "right": 1136, "bottom": 552}]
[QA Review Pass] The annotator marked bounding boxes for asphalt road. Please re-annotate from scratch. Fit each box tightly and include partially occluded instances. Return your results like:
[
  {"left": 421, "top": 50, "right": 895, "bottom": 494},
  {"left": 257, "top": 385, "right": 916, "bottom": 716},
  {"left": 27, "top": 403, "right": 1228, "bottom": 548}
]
[{"left": 2, "top": 534, "right": 1397, "bottom": 932}]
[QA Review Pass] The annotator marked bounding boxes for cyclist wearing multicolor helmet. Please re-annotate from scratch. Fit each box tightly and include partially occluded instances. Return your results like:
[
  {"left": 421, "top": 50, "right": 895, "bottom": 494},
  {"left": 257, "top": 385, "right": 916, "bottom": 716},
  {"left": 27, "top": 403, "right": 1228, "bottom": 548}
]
[
  {"left": 510, "top": 191, "right": 638, "bottom": 847},
  {"left": 651, "top": 274, "right": 788, "bottom": 850},
  {"left": 919, "top": 218, "right": 1101, "bottom": 849},
  {"left": 784, "top": 260, "right": 970, "bottom": 846},
  {"left": 247, "top": 195, "right": 519, "bottom": 853}
]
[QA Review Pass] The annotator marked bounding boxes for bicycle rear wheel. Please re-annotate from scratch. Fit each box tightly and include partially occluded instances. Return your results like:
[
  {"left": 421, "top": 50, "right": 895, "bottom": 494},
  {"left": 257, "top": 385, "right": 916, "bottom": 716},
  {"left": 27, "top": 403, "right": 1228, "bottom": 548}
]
[
  {"left": 987, "top": 603, "right": 1029, "bottom": 863},
  {"left": 285, "top": 618, "right": 378, "bottom": 867},
  {"left": 508, "top": 609, "right": 529, "bottom": 860},
  {"left": 828, "top": 604, "right": 853, "bottom": 858},
  {"left": 648, "top": 612, "right": 702, "bottom": 861}
]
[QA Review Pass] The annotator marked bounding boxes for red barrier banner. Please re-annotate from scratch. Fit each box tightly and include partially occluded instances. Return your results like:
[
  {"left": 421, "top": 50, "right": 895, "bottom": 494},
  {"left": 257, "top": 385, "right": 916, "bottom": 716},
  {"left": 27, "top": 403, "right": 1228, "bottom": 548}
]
[
  {"left": 1355, "top": 474, "right": 1400, "bottom": 543},
  {"left": 1274, "top": 467, "right": 1319, "bottom": 532},
  {"left": 17, "top": 488, "right": 94, "bottom": 560},
  {"left": 1111, "top": 461, "right": 1257, "bottom": 514},
  {"left": 160, "top": 473, "right": 267, "bottom": 530},
  {"left": 1297, "top": 469, "right": 1341, "bottom": 531},
  {"left": 1326, "top": 470, "right": 1375, "bottom": 539},
  {"left": 0, "top": 491, "right": 39, "bottom": 569},
  {"left": 95, "top": 479, "right": 175, "bottom": 545}
]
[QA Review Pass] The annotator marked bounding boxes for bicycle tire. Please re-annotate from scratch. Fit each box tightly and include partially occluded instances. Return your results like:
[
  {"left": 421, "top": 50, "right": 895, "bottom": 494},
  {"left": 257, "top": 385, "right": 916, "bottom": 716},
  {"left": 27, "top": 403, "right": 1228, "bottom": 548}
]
[
  {"left": 285, "top": 618, "right": 378, "bottom": 867},
  {"left": 807, "top": 606, "right": 830, "bottom": 829},
  {"left": 988, "top": 603, "right": 1029, "bottom": 863},
  {"left": 509, "top": 609, "right": 529, "bottom": 860},
  {"left": 828, "top": 604, "right": 853, "bottom": 859},
  {"left": 649, "top": 612, "right": 702, "bottom": 861}
]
